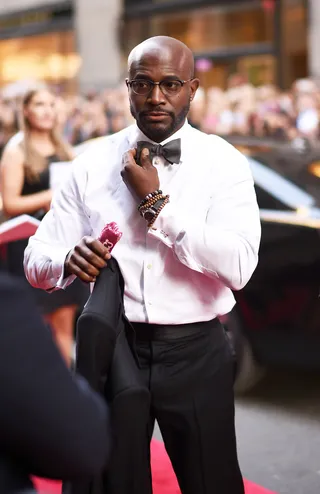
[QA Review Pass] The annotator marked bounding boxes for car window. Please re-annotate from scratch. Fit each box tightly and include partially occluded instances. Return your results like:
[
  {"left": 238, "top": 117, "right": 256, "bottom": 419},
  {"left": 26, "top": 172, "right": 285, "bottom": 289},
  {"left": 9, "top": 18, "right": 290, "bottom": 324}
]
[
  {"left": 254, "top": 185, "right": 291, "bottom": 210},
  {"left": 248, "top": 158, "right": 316, "bottom": 210}
]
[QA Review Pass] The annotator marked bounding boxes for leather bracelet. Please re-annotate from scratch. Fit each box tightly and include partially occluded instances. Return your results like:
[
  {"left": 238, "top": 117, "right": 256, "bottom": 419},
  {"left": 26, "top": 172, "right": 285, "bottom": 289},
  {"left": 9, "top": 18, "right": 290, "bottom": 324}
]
[
  {"left": 147, "top": 195, "right": 170, "bottom": 228},
  {"left": 138, "top": 194, "right": 165, "bottom": 216}
]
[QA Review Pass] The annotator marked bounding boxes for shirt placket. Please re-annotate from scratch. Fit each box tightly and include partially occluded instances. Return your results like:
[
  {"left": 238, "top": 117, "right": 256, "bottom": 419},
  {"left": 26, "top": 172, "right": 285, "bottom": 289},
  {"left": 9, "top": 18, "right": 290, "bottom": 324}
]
[
  {"left": 142, "top": 154, "right": 165, "bottom": 321},
  {"left": 143, "top": 240, "right": 155, "bottom": 321}
]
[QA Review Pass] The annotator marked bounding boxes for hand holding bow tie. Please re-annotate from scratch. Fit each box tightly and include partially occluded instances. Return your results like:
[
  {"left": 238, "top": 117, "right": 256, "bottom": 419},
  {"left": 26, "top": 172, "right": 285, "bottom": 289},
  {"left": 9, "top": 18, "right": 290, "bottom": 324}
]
[{"left": 121, "top": 147, "right": 160, "bottom": 200}]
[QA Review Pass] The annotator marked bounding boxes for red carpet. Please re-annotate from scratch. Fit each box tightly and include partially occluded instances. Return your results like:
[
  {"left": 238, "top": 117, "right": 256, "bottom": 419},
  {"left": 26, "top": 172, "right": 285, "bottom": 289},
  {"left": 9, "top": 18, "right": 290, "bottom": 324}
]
[{"left": 33, "top": 439, "right": 277, "bottom": 494}]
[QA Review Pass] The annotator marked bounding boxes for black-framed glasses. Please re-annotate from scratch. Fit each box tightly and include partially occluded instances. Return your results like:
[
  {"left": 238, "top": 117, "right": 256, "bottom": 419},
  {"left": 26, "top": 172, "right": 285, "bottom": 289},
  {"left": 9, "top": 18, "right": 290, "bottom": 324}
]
[{"left": 126, "top": 78, "right": 193, "bottom": 96}]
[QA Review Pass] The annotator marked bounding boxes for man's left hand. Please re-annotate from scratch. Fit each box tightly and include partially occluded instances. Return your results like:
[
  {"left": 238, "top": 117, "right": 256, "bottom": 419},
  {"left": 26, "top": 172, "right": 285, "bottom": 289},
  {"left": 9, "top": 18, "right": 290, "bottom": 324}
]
[{"left": 121, "top": 148, "right": 160, "bottom": 200}]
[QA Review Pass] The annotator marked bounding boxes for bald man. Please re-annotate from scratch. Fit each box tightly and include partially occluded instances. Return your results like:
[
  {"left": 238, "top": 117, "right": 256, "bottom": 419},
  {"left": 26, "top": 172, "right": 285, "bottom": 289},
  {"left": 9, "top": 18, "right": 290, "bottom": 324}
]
[{"left": 25, "top": 36, "right": 261, "bottom": 494}]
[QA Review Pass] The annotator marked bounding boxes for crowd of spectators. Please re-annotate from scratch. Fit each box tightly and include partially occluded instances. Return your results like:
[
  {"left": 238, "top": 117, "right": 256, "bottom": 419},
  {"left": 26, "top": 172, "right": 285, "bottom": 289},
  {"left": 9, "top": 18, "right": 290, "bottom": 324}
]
[{"left": 1, "top": 75, "right": 320, "bottom": 156}]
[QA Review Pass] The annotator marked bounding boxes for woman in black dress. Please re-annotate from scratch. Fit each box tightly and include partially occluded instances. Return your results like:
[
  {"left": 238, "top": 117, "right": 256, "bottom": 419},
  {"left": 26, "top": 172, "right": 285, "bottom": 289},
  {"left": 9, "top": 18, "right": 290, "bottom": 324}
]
[{"left": 0, "top": 88, "right": 88, "bottom": 366}]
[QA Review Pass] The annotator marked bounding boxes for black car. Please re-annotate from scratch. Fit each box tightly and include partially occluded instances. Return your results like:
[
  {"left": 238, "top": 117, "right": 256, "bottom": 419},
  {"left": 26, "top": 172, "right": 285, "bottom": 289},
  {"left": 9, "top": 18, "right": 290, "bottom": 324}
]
[
  {"left": 227, "top": 135, "right": 320, "bottom": 205},
  {"left": 222, "top": 151, "right": 320, "bottom": 393}
]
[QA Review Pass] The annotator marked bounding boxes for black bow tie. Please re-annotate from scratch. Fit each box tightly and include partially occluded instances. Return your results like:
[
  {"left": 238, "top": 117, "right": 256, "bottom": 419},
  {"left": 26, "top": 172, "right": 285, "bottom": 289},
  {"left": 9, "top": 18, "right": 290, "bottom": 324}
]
[{"left": 136, "top": 138, "right": 181, "bottom": 165}]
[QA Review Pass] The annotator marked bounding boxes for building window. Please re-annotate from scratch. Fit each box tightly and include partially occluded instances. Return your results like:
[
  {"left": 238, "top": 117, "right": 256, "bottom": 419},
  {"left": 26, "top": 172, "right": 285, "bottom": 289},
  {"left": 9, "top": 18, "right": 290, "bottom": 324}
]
[
  {"left": 123, "top": 3, "right": 275, "bottom": 88},
  {"left": 282, "top": 0, "right": 308, "bottom": 86},
  {"left": 0, "top": 31, "right": 80, "bottom": 93},
  {"left": 149, "top": 4, "right": 274, "bottom": 53},
  {"left": 123, "top": 0, "right": 307, "bottom": 89},
  {"left": 124, "top": 3, "right": 274, "bottom": 54}
]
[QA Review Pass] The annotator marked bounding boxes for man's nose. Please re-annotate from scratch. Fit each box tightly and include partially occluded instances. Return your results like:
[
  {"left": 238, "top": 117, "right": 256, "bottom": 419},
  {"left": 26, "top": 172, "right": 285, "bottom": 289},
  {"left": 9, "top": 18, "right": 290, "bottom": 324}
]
[{"left": 147, "top": 85, "right": 166, "bottom": 105}]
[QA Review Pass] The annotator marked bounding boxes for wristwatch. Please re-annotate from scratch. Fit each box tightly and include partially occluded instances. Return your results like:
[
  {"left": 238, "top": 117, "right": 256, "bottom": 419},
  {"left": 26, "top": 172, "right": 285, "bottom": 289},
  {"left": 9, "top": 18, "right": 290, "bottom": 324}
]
[
  {"left": 142, "top": 205, "right": 157, "bottom": 223},
  {"left": 141, "top": 199, "right": 164, "bottom": 223}
]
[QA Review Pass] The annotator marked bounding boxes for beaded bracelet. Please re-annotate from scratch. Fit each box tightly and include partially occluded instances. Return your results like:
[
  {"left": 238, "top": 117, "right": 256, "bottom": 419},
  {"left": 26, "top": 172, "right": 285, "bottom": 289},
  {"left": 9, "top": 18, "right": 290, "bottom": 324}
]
[
  {"left": 138, "top": 190, "right": 162, "bottom": 211},
  {"left": 147, "top": 195, "right": 170, "bottom": 228},
  {"left": 139, "top": 196, "right": 162, "bottom": 215},
  {"left": 140, "top": 197, "right": 165, "bottom": 215},
  {"left": 138, "top": 193, "right": 165, "bottom": 216}
]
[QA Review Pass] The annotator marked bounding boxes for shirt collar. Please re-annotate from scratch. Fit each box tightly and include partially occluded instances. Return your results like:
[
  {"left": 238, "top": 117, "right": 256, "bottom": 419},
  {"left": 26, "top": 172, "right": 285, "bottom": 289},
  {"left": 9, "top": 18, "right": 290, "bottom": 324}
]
[{"left": 128, "top": 119, "right": 190, "bottom": 163}]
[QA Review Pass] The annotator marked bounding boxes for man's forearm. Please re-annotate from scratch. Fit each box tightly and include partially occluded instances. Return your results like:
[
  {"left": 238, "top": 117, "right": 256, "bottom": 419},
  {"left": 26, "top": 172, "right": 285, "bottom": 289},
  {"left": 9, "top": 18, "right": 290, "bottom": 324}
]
[{"left": 148, "top": 190, "right": 261, "bottom": 290}]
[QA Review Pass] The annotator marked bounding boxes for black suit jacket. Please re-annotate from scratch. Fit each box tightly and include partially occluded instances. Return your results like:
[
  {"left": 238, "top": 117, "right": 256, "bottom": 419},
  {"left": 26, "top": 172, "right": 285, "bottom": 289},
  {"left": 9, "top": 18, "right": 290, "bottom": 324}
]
[
  {"left": 0, "top": 273, "right": 111, "bottom": 494},
  {"left": 65, "top": 257, "right": 151, "bottom": 494}
]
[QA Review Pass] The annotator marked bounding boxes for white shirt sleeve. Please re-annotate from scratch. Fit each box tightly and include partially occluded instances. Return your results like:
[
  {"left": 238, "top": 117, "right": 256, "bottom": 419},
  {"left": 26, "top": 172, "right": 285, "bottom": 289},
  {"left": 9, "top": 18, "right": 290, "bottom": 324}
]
[
  {"left": 148, "top": 151, "right": 261, "bottom": 291},
  {"left": 24, "top": 157, "right": 91, "bottom": 292}
]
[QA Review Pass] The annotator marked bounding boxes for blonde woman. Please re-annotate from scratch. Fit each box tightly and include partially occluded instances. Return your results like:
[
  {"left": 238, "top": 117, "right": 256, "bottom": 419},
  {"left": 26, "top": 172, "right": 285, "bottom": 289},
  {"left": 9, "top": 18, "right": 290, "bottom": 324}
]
[{"left": 0, "top": 88, "right": 88, "bottom": 365}]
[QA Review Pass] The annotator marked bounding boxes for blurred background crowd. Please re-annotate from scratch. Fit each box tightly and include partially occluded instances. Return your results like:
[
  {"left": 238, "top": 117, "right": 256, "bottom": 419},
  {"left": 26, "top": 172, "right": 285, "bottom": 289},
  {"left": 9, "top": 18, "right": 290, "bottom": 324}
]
[
  {"left": 0, "top": 0, "right": 319, "bottom": 156},
  {"left": 1, "top": 76, "right": 320, "bottom": 157}
]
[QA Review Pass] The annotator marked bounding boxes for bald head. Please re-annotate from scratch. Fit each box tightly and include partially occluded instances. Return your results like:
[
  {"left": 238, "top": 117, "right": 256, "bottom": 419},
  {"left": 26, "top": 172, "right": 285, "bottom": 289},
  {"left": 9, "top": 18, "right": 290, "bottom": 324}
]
[
  {"left": 128, "top": 36, "right": 195, "bottom": 79},
  {"left": 126, "top": 36, "right": 199, "bottom": 142}
]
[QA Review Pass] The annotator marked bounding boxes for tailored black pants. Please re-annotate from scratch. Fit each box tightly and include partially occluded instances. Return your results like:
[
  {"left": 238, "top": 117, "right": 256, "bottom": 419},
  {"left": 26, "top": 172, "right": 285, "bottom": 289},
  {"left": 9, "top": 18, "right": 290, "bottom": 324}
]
[{"left": 132, "top": 318, "right": 245, "bottom": 494}]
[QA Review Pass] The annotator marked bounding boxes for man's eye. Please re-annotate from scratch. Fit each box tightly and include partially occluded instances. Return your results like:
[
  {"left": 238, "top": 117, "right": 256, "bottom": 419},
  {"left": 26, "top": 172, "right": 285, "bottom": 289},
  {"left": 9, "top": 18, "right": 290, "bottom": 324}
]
[
  {"left": 136, "top": 81, "right": 149, "bottom": 89},
  {"left": 162, "top": 81, "right": 181, "bottom": 92}
]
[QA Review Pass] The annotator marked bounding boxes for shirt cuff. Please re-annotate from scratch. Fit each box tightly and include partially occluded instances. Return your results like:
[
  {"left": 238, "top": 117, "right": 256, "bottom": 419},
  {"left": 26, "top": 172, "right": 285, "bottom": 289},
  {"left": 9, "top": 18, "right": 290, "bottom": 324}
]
[
  {"left": 147, "top": 202, "right": 182, "bottom": 247},
  {"left": 47, "top": 247, "right": 76, "bottom": 291}
]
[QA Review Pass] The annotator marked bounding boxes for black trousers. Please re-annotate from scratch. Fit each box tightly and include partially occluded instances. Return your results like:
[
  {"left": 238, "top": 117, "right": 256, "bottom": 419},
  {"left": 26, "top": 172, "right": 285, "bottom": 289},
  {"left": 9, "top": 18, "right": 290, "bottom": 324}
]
[{"left": 132, "top": 318, "right": 244, "bottom": 494}]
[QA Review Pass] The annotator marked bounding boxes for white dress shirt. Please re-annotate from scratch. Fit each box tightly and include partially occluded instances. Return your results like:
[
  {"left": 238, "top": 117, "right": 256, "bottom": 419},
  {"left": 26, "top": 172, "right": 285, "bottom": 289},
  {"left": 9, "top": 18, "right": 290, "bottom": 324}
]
[{"left": 24, "top": 121, "right": 261, "bottom": 325}]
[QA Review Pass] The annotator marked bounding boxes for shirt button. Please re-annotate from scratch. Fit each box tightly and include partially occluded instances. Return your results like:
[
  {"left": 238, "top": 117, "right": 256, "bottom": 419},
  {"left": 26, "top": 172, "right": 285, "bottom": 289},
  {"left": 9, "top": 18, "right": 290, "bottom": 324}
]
[{"left": 147, "top": 264, "right": 152, "bottom": 270}]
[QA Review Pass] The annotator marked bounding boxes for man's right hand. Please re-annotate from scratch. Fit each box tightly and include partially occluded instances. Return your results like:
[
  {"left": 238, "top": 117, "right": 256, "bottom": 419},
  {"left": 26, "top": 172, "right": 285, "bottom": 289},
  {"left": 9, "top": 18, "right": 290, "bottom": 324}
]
[{"left": 64, "top": 236, "right": 111, "bottom": 283}]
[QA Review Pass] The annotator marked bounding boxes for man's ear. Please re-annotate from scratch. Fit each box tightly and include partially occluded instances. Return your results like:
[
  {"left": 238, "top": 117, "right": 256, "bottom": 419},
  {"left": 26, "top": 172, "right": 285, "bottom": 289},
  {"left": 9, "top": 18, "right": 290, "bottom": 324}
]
[{"left": 190, "top": 78, "right": 200, "bottom": 102}]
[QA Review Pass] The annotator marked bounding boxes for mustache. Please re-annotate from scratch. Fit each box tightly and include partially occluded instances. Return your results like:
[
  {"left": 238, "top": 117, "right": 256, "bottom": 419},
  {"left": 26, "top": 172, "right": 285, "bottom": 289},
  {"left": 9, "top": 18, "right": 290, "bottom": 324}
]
[{"left": 140, "top": 109, "right": 173, "bottom": 117}]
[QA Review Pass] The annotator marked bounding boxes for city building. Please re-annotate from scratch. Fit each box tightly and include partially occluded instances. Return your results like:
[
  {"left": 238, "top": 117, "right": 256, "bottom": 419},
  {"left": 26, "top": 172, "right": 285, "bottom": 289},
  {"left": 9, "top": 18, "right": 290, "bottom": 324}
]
[
  {"left": 0, "top": 0, "right": 315, "bottom": 93},
  {"left": 123, "top": 0, "right": 308, "bottom": 89},
  {"left": 0, "top": 0, "right": 122, "bottom": 93}
]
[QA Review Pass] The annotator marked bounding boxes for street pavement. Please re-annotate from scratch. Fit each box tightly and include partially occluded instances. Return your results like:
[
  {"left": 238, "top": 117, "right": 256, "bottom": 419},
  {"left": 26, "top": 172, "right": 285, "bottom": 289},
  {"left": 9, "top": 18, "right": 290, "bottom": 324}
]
[
  {"left": 236, "top": 370, "right": 320, "bottom": 494},
  {"left": 154, "top": 370, "right": 320, "bottom": 494}
]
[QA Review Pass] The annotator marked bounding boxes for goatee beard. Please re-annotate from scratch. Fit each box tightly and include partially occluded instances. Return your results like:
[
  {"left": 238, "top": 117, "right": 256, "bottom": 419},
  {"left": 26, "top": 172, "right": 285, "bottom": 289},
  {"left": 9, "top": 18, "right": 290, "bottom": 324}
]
[{"left": 130, "top": 103, "right": 190, "bottom": 143}]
